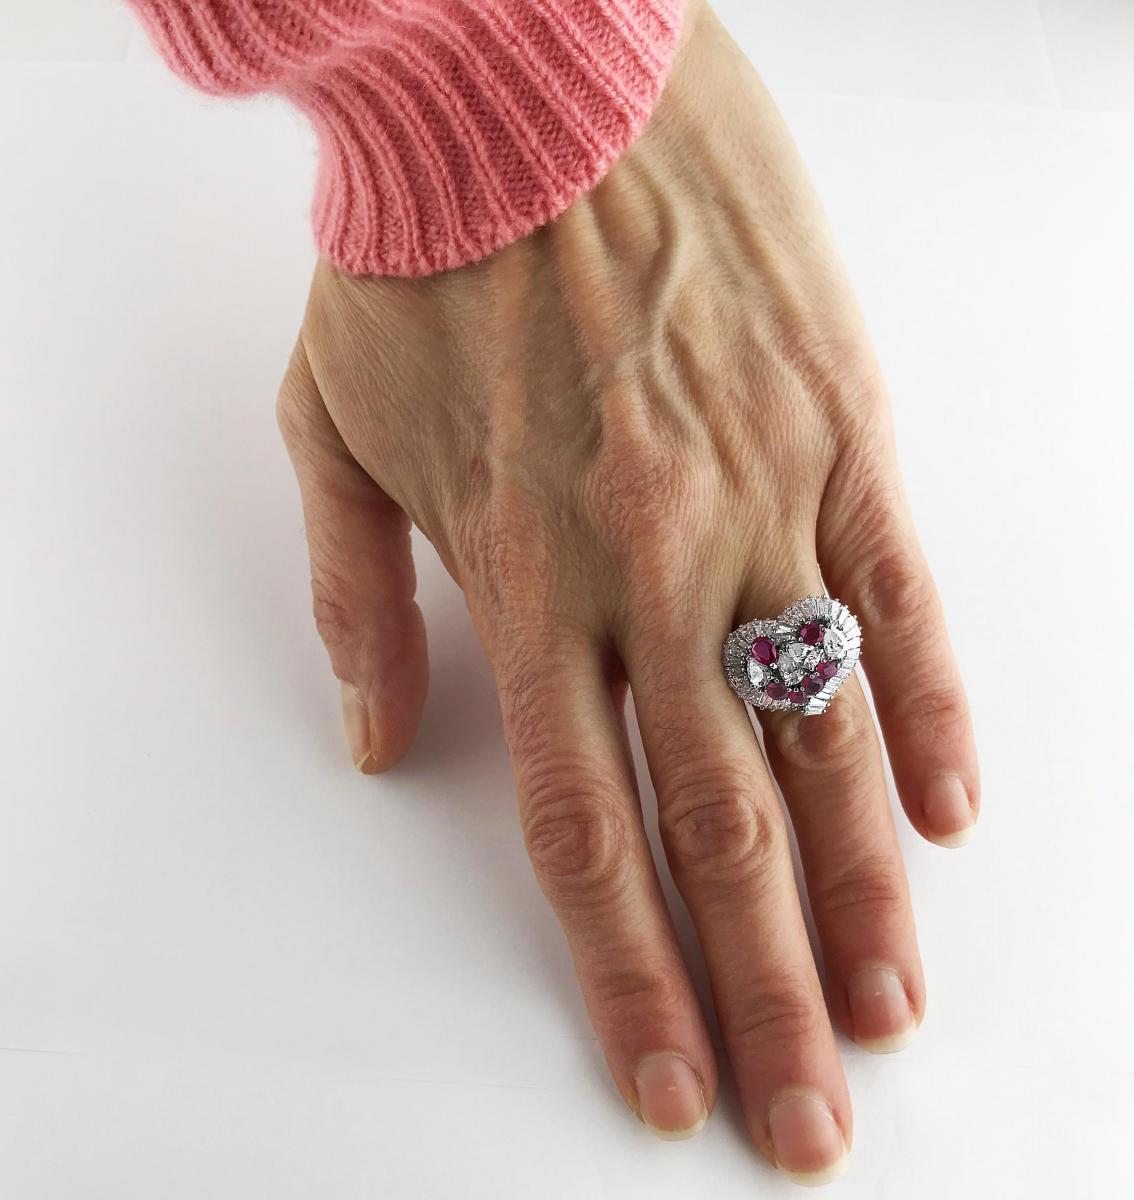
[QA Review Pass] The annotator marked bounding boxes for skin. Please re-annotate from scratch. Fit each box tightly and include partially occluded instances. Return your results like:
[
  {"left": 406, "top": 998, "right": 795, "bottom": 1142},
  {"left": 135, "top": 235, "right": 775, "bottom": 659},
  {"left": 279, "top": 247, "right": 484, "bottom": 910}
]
[{"left": 276, "top": 1, "right": 980, "bottom": 1182}]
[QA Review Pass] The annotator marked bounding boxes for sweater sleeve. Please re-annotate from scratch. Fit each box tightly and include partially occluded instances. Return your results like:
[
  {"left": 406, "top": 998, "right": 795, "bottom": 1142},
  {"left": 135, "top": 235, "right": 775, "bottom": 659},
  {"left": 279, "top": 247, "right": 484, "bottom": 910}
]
[{"left": 124, "top": 0, "right": 683, "bottom": 276}]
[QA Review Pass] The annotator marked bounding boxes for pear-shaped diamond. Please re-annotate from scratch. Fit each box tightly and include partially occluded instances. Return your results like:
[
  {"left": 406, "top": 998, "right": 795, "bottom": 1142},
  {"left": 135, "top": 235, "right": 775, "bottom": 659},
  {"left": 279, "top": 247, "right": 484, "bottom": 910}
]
[{"left": 823, "top": 627, "right": 848, "bottom": 660}]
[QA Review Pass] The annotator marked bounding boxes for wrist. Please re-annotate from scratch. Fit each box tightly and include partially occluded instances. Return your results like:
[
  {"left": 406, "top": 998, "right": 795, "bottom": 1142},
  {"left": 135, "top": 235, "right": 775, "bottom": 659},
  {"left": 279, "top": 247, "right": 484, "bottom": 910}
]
[{"left": 127, "top": 0, "right": 684, "bottom": 276}]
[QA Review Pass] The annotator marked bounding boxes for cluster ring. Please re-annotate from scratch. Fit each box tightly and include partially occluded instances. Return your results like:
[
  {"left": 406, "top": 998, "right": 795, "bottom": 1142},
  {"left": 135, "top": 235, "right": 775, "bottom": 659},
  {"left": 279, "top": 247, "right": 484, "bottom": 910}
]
[{"left": 722, "top": 595, "right": 862, "bottom": 717}]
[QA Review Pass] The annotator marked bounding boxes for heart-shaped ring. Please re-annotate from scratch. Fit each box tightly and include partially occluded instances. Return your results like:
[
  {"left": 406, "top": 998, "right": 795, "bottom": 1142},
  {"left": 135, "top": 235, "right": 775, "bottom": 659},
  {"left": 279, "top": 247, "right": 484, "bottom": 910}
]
[{"left": 722, "top": 596, "right": 862, "bottom": 716}]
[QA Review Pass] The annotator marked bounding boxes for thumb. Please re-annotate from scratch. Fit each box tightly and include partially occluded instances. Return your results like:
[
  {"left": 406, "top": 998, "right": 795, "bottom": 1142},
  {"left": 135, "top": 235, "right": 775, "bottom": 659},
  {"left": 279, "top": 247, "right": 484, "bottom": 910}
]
[{"left": 277, "top": 338, "right": 428, "bottom": 773}]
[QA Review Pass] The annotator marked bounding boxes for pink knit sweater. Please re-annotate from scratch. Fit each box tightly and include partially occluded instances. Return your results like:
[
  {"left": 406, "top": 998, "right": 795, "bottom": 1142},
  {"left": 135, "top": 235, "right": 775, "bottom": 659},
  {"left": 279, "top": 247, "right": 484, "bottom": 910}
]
[{"left": 126, "top": 1, "right": 683, "bottom": 276}]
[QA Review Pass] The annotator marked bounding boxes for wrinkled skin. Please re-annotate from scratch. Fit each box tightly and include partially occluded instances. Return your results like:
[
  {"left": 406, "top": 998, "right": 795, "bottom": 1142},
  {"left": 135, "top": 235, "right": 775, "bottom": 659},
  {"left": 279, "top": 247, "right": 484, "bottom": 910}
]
[{"left": 276, "top": 0, "right": 979, "bottom": 1181}]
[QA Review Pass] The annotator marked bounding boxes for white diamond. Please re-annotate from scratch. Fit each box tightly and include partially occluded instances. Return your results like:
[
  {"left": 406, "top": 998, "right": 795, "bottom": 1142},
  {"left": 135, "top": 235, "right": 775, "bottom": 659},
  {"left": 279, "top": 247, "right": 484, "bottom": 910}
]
[
  {"left": 823, "top": 628, "right": 848, "bottom": 660},
  {"left": 747, "top": 659, "right": 766, "bottom": 689},
  {"left": 778, "top": 642, "right": 820, "bottom": 685}
]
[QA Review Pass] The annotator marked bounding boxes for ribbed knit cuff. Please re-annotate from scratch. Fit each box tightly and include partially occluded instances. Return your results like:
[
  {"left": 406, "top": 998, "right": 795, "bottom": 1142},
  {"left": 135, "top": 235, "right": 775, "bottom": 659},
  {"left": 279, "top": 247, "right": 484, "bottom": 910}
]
[{"left": 126, "top": 1, "right": 684, "bottom": 276}]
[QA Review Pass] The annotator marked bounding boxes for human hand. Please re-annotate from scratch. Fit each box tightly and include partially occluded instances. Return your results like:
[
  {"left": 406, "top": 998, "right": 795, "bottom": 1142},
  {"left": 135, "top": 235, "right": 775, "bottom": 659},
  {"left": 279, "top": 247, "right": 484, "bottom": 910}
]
[{"left": 276, "top": 0, "right": 979, "bottom": 1182}]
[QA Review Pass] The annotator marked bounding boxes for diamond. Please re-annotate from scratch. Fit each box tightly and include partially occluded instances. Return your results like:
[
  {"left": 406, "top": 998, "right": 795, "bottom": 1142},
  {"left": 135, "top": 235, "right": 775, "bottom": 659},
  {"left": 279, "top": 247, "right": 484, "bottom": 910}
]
[
  {"left": 747, "top": 659, "right": 767, "bottom": 689},
  {"left": 778, "top": 642, "right": 821, "bottom": 684},
  {"left": 823, "top": 627, "right": 848, "bottom": 660}
]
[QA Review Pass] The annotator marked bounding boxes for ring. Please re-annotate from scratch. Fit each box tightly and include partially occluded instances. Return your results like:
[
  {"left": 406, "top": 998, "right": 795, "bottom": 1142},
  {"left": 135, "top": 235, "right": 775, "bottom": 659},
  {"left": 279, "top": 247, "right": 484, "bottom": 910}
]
[{"left": 722, "top": 596, "right": 862, "bottom": 716}]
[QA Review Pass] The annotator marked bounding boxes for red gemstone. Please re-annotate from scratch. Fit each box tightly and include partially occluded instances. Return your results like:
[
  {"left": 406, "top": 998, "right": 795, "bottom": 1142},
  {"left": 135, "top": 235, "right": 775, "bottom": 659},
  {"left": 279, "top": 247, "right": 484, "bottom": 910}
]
[
  {"left": 817, "top": 661, "right": 838, "bottom": 682},
  {"left": 787, "top": 690, "right": 805, "bottom": 705},
  {"left": 751, "top": 637, "right": 778, "bottom": 665},
  {"left": 799, "top": 622, "right": 823, "bottom": 646},
  {"left": 765, "top": 681, "right": 788, "bottom": 700},
  {"left": 801, "top": 675, "right": 822, "bottom": 696}
]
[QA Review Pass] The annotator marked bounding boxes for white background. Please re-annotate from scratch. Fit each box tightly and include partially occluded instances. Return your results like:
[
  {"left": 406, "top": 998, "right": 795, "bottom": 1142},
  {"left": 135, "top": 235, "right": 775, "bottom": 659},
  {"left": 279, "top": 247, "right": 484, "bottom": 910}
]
[{"left": 2, "top": 2, "right": 1133, "bottom": 1196}]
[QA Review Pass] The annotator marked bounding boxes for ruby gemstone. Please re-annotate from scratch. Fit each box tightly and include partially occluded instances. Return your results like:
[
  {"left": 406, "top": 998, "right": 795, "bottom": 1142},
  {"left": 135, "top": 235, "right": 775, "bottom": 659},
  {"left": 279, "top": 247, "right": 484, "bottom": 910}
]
[
  {"left": 751, "top": 637, "right": 778, "bottom": 665},
  {"left": 787, "top": 690, "right": 805, "bottom": 705},
  {"left": 817, "top": 661, "right": 838, "bottom": 681},
  {"left": 801, "top": 675, "right": 822, "bottom": 696},
  {"left": 765, "top": 681, "right": 788, "bottom": 701},
  {"left": 799, "top": 622, "right": 824, "bottom": 646}
]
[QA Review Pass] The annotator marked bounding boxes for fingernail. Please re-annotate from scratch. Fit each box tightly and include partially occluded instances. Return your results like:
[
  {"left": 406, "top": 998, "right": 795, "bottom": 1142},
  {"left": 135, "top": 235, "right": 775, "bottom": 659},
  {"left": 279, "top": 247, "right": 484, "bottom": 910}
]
[
  {"left": 923, "top": 773, "right": 974, "bottom": 847},
  {"left": 847, "top": 966, "right": 917, "bottom": 1053},
  {"left": 634, "top": 1053, "right": 707, "bottom": 1141},
  {"left": 768, "top": 1092, "right": 848, "bottom": 1186},
  {"left": 340, "top": 681, "right": 373, "bottom": 771}
]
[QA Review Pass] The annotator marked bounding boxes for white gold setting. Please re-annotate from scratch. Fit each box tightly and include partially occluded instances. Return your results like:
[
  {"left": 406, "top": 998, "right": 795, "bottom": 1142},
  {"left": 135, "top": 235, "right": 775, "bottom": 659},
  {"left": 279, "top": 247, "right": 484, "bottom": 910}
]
[{"left": 722, "top": 596, "right": 862, "bottom": 717}]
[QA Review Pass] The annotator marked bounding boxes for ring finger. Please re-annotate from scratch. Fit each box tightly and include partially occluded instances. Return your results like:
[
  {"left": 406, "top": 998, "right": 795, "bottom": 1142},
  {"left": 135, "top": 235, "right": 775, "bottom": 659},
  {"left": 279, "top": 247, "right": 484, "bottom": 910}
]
[
  {"left": 624, "top": 607, "right": 852, "bottom": 1185},
  {"left": 738, "top": 567, "right": 925, "bottom": 1052}
]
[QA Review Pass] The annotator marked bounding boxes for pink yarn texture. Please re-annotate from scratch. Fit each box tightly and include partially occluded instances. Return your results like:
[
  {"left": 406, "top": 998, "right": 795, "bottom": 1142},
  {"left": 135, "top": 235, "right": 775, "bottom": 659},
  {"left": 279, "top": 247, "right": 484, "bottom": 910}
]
[{"left": 126, "top": 0, "right": 684, "bottom": 276}]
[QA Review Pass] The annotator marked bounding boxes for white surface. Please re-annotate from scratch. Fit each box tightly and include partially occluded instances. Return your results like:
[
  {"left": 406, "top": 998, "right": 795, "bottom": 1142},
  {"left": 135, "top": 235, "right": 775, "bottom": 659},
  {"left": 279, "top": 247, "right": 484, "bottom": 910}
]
[{"left": 2, "top": 2, "right": 1132, "bottom": 1197}]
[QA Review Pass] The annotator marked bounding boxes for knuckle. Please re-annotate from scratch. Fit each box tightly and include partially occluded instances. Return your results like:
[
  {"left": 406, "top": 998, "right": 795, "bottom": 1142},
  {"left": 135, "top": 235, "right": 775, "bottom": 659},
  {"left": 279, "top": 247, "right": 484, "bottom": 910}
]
[
  {"left": 811, "top": 856, "right": 909, "bottom": 924},
  {"left": 588, "top": 964, "right": 685, "bottom": 1032},
  {"left": 660, "top": 769, "right": 776, "bottom": 887},
  {"left": 771, "top": 695, "right": 872, "bottom": 774},
  {"left": 587, "top": 452, "right": 680, "bottom": 536},
  {"left": 310, "top": 571, "right": 357, "bottom": 654},
  {"left": 728, "top": 984, "right": 823, "bottom": 1049},
  {"left": 583, "top": 416, "right": 712, "bottom": 554},
  {"left": 859, "top": 547, "right": 935, "bottom": 628},
  {"left": 892, "top": 684, "right": 971, "bottom": 746},
  {"left": 521, "top": 779, "right": 634, "bottom": 903}
]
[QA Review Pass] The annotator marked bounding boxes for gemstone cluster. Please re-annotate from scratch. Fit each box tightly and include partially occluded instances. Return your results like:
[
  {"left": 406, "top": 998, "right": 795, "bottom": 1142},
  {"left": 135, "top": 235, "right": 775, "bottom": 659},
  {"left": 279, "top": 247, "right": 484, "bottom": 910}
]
[
  {"left": 722, "top": 596, "right": 862, "bottom": 717},
  {"left": 720, "top": 595, "right": 864, "bottom": 715},
  {"left": 747, "top": 615, "right": 847, "bottom": 710}
]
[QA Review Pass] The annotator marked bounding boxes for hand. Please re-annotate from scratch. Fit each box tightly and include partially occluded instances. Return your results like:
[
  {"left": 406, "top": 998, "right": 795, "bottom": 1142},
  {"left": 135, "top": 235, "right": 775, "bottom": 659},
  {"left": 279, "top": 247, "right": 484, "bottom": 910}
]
[{"left": 275, "top": 0, "right": 979, "bottom": 1181}]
